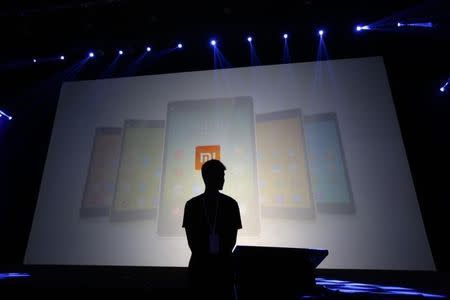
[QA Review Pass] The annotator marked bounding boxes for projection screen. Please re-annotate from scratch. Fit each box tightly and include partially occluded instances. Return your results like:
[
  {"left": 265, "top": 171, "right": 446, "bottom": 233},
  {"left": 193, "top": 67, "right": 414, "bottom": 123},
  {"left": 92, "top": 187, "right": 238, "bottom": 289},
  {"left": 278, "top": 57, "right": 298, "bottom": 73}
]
[{"left": 25, "top": 56, "right": 435, "bottom": 270}]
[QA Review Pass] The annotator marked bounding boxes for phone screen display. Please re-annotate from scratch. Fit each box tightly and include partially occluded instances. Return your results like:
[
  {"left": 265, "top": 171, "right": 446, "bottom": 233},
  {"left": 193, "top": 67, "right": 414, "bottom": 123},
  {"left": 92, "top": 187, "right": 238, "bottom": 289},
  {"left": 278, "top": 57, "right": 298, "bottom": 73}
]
[
  {"left": 256, "top": 110, "right": 314, "bottom": 218},
  {"left": 303, "top": 113, "right": 354, "bottom": 213},
  {"left": 81, "top": 127, "right": 122, "bottom": 217},
  {"left": 158, "top": 97, "right": 259, "bottom": 236},
  {"left": 111, "top": 120, "right": 165, "bottom": 220}
]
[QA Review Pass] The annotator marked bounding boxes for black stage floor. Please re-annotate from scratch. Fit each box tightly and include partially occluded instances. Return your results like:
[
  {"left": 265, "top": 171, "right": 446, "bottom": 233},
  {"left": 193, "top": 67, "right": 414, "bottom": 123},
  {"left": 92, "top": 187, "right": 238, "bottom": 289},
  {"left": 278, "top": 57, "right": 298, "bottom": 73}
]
[{"left": 0, "top": 265, "right": 448, "bottom": 299}]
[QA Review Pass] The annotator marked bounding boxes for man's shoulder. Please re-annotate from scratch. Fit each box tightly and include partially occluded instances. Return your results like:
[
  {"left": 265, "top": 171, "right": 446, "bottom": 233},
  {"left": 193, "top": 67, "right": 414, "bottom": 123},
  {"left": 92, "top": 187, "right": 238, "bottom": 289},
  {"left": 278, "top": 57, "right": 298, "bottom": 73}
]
[
  {"left": 219, "top": 193, "right": 239, "bottom": 207},
  {"left": 186, "top": 192, "right": 239, "bottom": 207},
  {"left": 185, "top": 194, "right": 204, "bottom": 207}
]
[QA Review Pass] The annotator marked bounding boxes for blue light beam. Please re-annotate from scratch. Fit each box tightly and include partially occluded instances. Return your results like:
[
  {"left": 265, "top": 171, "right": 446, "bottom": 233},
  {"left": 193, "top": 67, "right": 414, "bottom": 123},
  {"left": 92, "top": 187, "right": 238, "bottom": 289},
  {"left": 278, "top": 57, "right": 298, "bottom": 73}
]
[
  {"left": 440, "top": 81, "right": 448, "bottom": 93},
  {"left": 0, "top": 110, "right": 13, "bottom": 120},
  {"left": 398, "top": 21, "right": 433, "bottom": 28}
]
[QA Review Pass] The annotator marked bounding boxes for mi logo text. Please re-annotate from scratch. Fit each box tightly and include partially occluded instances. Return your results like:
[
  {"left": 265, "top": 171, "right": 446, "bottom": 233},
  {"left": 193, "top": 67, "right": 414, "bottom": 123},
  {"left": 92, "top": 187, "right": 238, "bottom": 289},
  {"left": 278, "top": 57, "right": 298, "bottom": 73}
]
[{"left": 195, "top": 145, "right": 221, "bottom": 170}]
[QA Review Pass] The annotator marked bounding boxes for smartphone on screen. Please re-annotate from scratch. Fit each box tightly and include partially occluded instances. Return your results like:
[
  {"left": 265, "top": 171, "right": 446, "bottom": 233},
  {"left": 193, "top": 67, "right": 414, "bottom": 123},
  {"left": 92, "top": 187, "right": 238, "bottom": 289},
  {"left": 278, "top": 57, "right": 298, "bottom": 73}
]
[
  {"left": 111, "top": 120, "right": 165, "bottom": 221},
  {"left": 158, "top": 97, "right": 260, "bottom": 236},
  {"left": 255, "top": 109, "right": 315, "bottom": 219},
  {"left": 303, "top": 113, "right": 355, "bottom": 213},
  {"left": 80, "top": 127, "right": 122, "bottom": 218}
]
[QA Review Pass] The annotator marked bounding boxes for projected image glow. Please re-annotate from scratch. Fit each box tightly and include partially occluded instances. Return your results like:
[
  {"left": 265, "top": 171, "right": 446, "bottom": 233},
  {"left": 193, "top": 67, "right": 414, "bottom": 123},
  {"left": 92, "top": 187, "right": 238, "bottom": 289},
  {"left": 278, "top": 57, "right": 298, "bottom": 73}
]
[{"left": 25, "top": 57, "right": 435, "bottom": 270}]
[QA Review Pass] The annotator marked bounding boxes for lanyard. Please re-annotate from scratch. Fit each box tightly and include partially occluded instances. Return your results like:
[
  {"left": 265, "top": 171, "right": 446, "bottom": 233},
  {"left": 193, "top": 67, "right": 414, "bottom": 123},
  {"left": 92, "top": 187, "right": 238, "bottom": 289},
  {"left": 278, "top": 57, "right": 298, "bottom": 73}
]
[{"left": 202, "top": 194, "right": 219, "bottom": 234}]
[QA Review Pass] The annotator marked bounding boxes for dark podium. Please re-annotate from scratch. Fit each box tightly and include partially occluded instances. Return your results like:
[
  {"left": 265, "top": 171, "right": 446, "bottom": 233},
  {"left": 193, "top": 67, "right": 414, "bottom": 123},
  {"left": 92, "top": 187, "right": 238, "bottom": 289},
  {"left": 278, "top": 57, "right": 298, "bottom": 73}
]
[{"left": 233, "top": 246, "right": 328, "bottom": 298}]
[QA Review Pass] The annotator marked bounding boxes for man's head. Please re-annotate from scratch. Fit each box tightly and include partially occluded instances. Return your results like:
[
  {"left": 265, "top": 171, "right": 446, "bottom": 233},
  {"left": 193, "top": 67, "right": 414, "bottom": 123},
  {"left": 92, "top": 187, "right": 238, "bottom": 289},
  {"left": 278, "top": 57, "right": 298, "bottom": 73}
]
[{"left": 201, "top": 159, "right": 226, "bottom": 191}]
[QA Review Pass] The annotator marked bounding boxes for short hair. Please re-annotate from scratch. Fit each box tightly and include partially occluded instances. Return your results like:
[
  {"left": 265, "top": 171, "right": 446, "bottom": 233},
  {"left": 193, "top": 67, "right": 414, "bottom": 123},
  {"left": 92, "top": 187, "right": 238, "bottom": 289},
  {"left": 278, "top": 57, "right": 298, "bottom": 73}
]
[{"left": 201, "top": 159, "right": 226, "bottom": 182}]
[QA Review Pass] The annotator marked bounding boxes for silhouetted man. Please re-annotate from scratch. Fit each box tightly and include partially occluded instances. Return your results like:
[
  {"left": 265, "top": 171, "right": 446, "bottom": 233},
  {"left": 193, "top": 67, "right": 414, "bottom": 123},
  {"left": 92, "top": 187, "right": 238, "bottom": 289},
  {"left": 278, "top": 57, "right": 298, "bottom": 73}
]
[{"left": 182, "top": 159, "right": 242, "bottom": 299}]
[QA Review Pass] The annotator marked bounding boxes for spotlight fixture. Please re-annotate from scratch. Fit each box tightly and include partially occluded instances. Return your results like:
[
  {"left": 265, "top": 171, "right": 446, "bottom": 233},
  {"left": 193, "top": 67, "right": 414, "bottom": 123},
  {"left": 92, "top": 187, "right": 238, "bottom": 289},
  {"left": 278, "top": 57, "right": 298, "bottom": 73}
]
[{"left": 356, "top": 25, "right": 370, "bottom": 31}]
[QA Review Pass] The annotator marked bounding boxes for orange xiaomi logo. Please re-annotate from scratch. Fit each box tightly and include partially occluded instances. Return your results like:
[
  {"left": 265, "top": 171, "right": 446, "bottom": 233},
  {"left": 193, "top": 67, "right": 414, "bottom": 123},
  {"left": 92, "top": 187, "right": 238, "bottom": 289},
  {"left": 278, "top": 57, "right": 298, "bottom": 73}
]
[{"left": 195, "top": 145, "right": 221, "bottom": 170}]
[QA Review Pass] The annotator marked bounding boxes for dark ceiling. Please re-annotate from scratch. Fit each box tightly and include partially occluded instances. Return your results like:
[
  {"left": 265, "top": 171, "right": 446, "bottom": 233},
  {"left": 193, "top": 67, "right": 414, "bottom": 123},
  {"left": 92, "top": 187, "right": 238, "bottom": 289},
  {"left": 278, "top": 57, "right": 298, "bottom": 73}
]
[{"left": 1, "top": 0, "right": 449, "bottom": 59}]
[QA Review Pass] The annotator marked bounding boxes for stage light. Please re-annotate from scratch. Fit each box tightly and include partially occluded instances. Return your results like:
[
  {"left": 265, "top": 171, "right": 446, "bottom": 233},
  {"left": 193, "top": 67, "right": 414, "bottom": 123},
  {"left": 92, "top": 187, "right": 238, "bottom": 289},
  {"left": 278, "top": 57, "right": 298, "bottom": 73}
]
[
  {"left": 440, "top": 87, "right": 445, "bottom": 92},
  {"left": 283, "top": 33, "right": 288, "bottom": 39},
  {"left": 210, "top": 40, "right": 216, "bottom": 46},
  {"left": 356, "top": 25, "right": 370, "bottom": 31},
  {"left": 119, "top": 50, "right": 124, "bottom": 55},
  {"left": 0, "top": 110, "right": 12, "bottom": 120},
  {"left": 60, "top": 55, "right": 65, "bottom": 60},
  {"left": 146, "top": 46, "right": 151, "bottom": 52},
  {"left": 33, "top": 58, "right": 37, "bottom": 63},
  {"left": 397, "top": 22, "right": 403, "bottom": 27},
  {"left": 247, "top": 36, "right": 252, "bottom": 42},
  {"left": 177, "top": 43, "right": 183, "bottom": 49},
  {"left": 318, "top": 29, "right": 324, "bottom": 37},
  {"left": 89, "top": 52, "right": 94, "bottom": 58}
]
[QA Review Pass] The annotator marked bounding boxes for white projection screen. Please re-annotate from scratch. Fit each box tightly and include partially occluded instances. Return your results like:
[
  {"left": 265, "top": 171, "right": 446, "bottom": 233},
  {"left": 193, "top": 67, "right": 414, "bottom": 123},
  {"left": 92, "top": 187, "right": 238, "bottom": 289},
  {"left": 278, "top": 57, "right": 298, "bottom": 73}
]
[{"left": 25, "top": 56, "right": 435, "bottom": 270}]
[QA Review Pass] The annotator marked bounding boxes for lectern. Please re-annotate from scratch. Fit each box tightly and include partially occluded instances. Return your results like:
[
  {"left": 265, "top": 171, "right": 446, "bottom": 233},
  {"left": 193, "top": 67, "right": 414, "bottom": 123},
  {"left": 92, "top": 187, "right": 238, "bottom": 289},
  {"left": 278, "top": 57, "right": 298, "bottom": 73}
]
[{"left": 233, "top": 246, "right": 328, "bottom": 298}]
